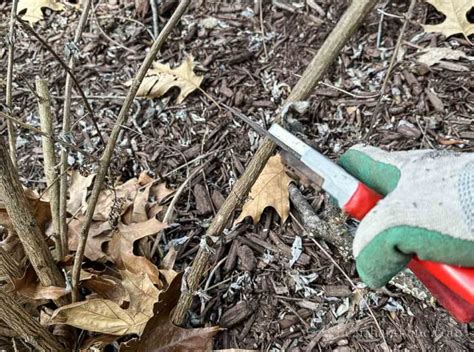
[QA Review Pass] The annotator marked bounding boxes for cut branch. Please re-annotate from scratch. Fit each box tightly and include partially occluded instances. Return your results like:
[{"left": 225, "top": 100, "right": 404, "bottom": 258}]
[
  {"left": 172, "top": 0, "right": 379, "bottom": 324},
  {"left": 70, "top": 0, "right": 191, "bottom": 302},
  {"left": 36, "top": 78, "right": 62, "bottom": 259},
  {"left": 0, "top": 288, "right": 65, "bottom": 351},
  {"left": 59, "top": 0, "right": 92, "bottom": 263}
]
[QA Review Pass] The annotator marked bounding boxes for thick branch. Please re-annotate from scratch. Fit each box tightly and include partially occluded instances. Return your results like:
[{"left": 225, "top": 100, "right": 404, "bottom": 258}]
[
  {"left": 0, "top": 137, "right": 64, "bottom": 290},
  {"left": 0, "top": 247, "right": 22, "bottom": 281},
  {"left": 172, "top": 0, "right": 379, "bottom": 324},
  {"left": 36, "top": 78, "right": 62, "bottom": 259},
  {"left": 0, "top": 288, "right": 65, "bottom": 351},
  {"left": 71, "top": 0, "right": 191, "bottom": 301}
]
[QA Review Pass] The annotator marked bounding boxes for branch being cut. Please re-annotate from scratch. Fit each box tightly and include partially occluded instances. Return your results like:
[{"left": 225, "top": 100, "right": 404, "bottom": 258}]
[
  {"left": 70, "top": 0, "right": 191, "bottom": 302},
  {"left": 172, "top": 0, "right": 379, "bottom": 324}
]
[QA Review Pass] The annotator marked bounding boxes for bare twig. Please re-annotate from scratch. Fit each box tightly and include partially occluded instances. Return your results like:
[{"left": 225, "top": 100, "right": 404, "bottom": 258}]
[
  {"left": 59, "top": 0, "right": 92, "bottom": 267},
  {"left": 5, "top": 0, "right": 19, "bottom": 167},
  {"left": 258, "top": 0, "right": 268, "bottom": 59},
  {"left": 16, "top": 17, "right": 105, "bottom": 146},
  {"left": 0, "top": 289, "right": 65, "bottom": 351},
  {"left": 366, "top": 0, "right": 416, "bottom": 138},
  {"left": 151, "top": 0, "right": 160, "bottom": 39},
  {"left": 150, "top": 158, "right": 213, "bottom": 257},
  {"left": 0, "top": 112, "right": 98, "bottom": 162},
  {"left": 71, "top": 0, "right": 191, "bottom": 302},
  {"left": 172, "top": 0, "right": 379, "bottom": 325},
  {"left": 36, "top": 78, "right": 62, "bottom": 259}
]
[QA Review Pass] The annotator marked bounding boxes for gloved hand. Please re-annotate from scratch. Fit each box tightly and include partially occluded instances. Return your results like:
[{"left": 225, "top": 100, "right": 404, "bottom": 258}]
[{"left": 339, "top": 145, "right": 474, "bottom": 288}]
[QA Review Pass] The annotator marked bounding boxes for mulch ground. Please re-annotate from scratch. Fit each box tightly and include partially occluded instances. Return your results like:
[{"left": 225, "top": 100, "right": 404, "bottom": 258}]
[{"left": 0, "top": 0, "right": 473, "bottom": 350}]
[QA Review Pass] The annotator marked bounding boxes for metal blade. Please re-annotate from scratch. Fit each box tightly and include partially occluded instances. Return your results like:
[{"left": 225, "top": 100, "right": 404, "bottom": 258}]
[{"left": 221, "top": 103, "right": 301, "bottom": 159}]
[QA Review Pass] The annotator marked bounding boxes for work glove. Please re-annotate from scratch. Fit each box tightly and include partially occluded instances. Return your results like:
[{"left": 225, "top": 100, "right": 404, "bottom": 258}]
[{"left": 338, "top": 145, "right": 474, "bottom": 288}]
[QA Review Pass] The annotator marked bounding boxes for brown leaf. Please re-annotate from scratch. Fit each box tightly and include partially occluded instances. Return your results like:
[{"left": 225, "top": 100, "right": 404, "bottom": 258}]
[
  {"left": 108, "top": 218, "right": 168, "bottom": 285},
  {"left": 67, "top": 171, "right": 95, "bottom": 215},
  {"left": 134, "top": 56, "right": 204, "bottom": 104},
  {"left": 93, "top": 178, "right": 141, "bottom": 222},
  {"left": 17, "top": 0, "right": 64, "bottom": 24},
  {"left": 82, "top": 275, "right": 129, "bottom": 305},
  {"left": 67, "top": 217, "right": 113, "bottom": 261},
  {"left": 13, "top": 266, "right": 69, "bottom": 300},
  {"left": 150, "top": 182, "right": 174, "bottom": 203},
  {"left": 236, "top": 154, "right": 293, "bottom": 224},
  {"left": 120, "top": 273, "right": 219, "bottom": 352},
  {"left": 132, "top": 183, "right": 152, "bottom": 223},
  {"left": 423, "top": 1, "right": 474, "bottom": 40},
  {"left": 50, "top": 270, "right": 160, "bottom": 336}
]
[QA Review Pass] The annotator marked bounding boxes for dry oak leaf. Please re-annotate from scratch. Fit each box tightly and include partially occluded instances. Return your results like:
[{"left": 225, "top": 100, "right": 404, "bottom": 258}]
[
  {"left": 236, "top": 154, "right": 293, "bottom": 224},
  {"left": 67, "top": 170, "right": 95, "bottom": 215},
  {"left": 416, "top": 47, "right": 471, "bottom": 66},
  {"left": 66, "top": 216, "right": 113, "bottom": 261},
  {"left": 108, "top": 217, "right": 169, "bottom": 286},
  {"left": 51, "top": 270, "right": 160, "bottom": 336},
  {"left": 423, "top": 0, "right": 474, "bottom": 40},
  {"left": 13, "top": 266, "right": 69, "bottom": 300},
  {"left": 134, "top": 56, "right": 204, "bottom": 104},
  {"left": 120, "top": 273, "right": 219, "bottom": 352},
  {"left": 17, "top": 0, "right": 64, "bottom": 25}
]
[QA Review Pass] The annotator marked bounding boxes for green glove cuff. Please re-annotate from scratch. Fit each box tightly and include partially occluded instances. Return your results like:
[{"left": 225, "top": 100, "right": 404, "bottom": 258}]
[{"left": 357, "top": 225, "right": 474, "bottom": 287}]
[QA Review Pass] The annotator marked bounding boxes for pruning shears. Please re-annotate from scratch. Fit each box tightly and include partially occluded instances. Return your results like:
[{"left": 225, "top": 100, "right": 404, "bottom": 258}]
[{"left": 224, "top": 104, "right": 474, "bottom": 323}]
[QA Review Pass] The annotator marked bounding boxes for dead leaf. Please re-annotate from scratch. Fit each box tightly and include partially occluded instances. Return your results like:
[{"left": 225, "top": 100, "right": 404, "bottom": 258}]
[
  {"left": 120, "top": 273, "right": 219, "bottom": 352},
  {"left": 67, "top": 217, "right": 113, "bottom": 261},
  {"left": 94, "top": 178, "right": 141, "bottom": 222},
  {"left": 423, "top": 0, "right": 474, "bottom": 40},
  {"left": 13, "top": 266, "right": 69, "bottom": 300},
  {"left": 132, "top": 183, "right": 152, "bottom": 223},
  {"left": 108, "top": 218, "right": 168, "bottom": 285},
  {"left": 51, "top": 270, "right": 160, "bottom": 336},
  {"left": 17, "top": 0, "right": 64, "bottom": 25},
  {"left": 236, "top": 154, "right": 293, "bottom": 224},
  {"left": 417, "top": 47, "right": 470, "bottom": 67},
  {"left": 82, "top": 275, "right": 129, "bottom": 305},
  {"left": 134, "top": 56, "right": 204, "bottom": 104},
  {"left": 68, "top": 171, "right": 95, "bottom": 215}
]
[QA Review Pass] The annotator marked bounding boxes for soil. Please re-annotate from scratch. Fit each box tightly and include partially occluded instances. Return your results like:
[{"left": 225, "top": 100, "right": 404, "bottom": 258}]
[{"left": 0, "top": 0, "right": 473, "bottom": 351}]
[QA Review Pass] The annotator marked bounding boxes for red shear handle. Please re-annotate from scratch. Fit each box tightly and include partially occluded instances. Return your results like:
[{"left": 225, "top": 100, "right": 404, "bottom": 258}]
[
  {"left": 342, "top": 181, "right": 474, "bottom": 322},
  {"left": 343, "top": 182, "right": 382, "bottom": 221},
  {"left": 408, "top": 259, "right": 474, "bottom": 323}
]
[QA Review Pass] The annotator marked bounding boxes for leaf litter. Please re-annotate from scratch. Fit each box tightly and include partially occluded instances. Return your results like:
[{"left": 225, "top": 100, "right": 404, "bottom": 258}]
[{"left": 2, "top": 0, "right": 473, "bottom": 350}]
